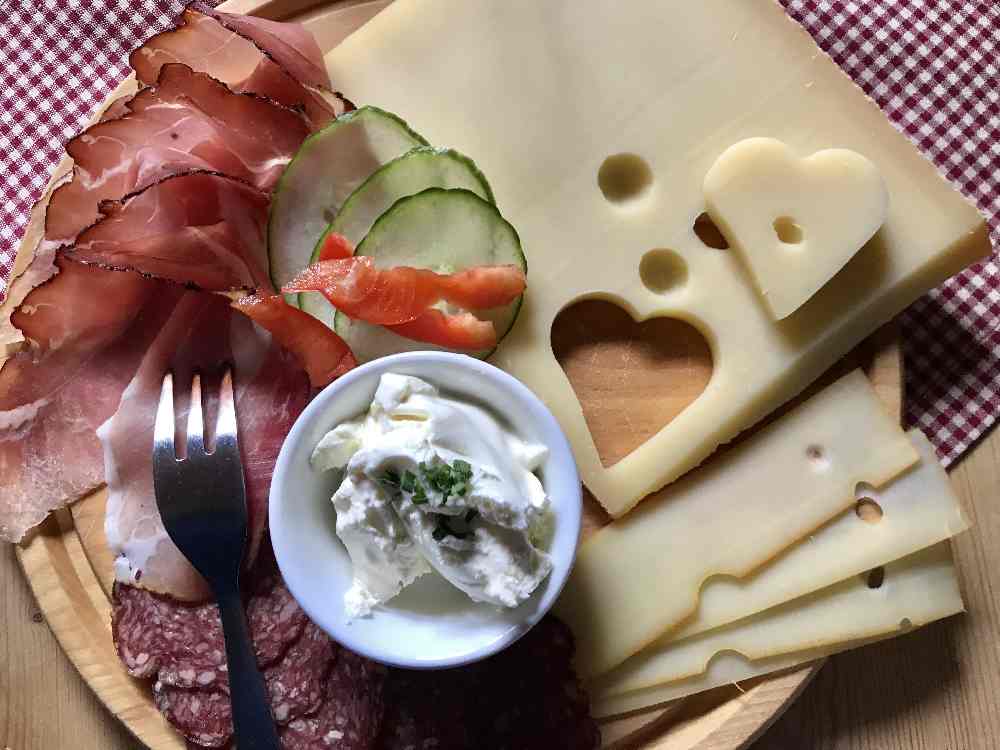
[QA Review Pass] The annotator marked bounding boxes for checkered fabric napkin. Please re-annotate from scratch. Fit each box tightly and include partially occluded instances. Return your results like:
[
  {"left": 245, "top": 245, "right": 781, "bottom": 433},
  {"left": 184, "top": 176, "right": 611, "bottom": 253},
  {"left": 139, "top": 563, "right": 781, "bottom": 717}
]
[{"left": 0, "top": 1, "right": 997, "bottom": 465}]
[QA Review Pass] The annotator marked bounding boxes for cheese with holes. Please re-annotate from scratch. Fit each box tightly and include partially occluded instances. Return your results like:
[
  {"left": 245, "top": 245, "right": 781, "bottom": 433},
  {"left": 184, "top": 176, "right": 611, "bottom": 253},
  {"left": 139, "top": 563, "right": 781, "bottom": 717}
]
[
  {"left": 592, "top": 543, "right": 964, "bottom": 717},
  {"left": 703, "top": 138, "right": 889, "bottom": 319},
  {"left": 327, "top": 0, "right": 988, "bottom": 518},
  {"left": 597, "top": 430, "right": 967, "bottom": 696},
  {"left": 553, "top": 370, "right": 917, "bottom": 678}
]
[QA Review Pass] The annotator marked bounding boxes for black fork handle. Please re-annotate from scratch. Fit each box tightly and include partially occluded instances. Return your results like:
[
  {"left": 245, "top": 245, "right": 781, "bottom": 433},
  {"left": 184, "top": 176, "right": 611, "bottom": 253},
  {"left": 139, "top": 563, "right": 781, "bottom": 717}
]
[{"left": 214, "top": 581, "right": 282, "bottom": 750}]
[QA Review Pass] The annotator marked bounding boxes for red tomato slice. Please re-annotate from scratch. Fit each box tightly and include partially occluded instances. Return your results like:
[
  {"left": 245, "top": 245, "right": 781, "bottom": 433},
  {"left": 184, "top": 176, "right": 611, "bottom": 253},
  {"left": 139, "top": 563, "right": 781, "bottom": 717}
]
[
  {"left": 283, "top": 257, "right": 525, "bottom": 326},
  {"left": 388, "top": 309, "right": 497, "bottom": 351},
  {"left": 232, "top": 294, "right": 356, "bottom": 387},
  {"left": 317, "top": 231, "right": 354, "bottom": 261}
]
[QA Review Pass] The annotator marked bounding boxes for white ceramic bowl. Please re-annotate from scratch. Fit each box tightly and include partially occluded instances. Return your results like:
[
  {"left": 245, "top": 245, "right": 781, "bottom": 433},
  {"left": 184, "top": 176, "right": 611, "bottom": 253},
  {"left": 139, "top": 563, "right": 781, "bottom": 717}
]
[{"left": 269, "top": 351, "right": 582, "bottom": 669}]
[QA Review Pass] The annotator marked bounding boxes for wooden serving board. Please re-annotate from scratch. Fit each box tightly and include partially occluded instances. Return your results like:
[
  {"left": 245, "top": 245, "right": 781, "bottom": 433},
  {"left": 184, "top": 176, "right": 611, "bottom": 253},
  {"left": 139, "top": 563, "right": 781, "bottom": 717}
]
[{"left": 9, "top": 1, "right": 904, "bottom": 748}]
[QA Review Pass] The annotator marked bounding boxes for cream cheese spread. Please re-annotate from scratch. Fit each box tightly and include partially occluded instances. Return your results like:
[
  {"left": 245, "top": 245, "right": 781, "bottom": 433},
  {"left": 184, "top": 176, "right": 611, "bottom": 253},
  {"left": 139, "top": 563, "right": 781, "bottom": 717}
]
[{"left": 311, "top": 373, "right": 554, "bottom": 617}]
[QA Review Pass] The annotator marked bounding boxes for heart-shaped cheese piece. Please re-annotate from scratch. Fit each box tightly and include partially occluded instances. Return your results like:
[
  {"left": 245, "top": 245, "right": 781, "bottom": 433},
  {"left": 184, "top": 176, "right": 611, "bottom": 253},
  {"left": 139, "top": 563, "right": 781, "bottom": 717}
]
[{"left": 704, "top": 138, "right": 889, "bottom": 319}]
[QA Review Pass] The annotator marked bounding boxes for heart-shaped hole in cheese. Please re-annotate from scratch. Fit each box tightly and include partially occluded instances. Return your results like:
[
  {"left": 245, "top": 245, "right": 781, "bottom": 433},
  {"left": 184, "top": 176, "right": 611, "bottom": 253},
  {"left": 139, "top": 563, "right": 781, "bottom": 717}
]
[{"left": 551, "top": 299, "right": 712, "bottom": 469}]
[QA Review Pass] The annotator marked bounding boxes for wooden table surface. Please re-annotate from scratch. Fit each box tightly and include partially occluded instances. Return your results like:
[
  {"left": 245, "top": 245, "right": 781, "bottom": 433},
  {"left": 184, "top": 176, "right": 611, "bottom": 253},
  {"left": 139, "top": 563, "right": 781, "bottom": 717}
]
[{"left": 2, "top": 428, "right": 998, "bottom": 750}]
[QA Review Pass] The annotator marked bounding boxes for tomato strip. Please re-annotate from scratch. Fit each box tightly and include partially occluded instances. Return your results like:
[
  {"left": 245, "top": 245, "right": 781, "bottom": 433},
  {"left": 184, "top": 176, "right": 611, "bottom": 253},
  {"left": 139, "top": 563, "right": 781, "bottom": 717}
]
[
  {"left": 282, "top": 256, "right": 525, "bottom": 326},
  {"left": 317, "top": 231, "right": 354, "bottom": 261},
  {"left": 387, "top": 310, "right": 497, "bottom": 351},
  {"left": 232, "top": 294, "right": 356, "bottom": 387}
]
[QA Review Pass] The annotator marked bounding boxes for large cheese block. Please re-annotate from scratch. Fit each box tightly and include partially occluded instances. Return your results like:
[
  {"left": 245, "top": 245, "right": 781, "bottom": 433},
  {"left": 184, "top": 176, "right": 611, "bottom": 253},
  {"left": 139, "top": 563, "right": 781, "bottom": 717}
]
[
  {"left": 326, "top": 0, "right": 989, "bottom": 517},
  {"left": 592, "top": 543, "right": 964, "bottom": 718},
  {"left": 596, "top": 430, "right": 967, "bottom": 696},
  {"left": 553, "top": 370, "right": 917, "bottom": 678}
]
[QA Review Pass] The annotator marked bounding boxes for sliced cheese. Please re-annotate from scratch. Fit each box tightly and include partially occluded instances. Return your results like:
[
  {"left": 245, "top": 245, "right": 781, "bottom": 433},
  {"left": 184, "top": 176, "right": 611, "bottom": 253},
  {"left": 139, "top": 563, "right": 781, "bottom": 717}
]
[
  {"left": 703, "top": 138, "right": 889, "bottom": 319},
  {"left": 553, "top": 370, "right": 917, "bottom": 678},
  {"left": 597, "top": 430, "right": 967, "bottom": 696},
  {"left": 592, "top": 543, "right": 964, "bottom": 718},
  {"left": 326, "top": 0, "right": 988, "bottom": 518}
]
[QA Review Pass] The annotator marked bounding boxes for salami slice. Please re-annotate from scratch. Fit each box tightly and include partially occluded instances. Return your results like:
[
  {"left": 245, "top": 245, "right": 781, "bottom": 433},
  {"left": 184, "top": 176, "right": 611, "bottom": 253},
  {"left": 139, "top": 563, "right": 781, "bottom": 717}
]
[
  {"left": 113, "top": 576, "right": 308, "bottom": 692},
  {"left": 249, "top": 575, "right": 310, "bottom": 667},
  {"left": 153, "top": 681, "right": 232, "bottom": 748},
  {"left": 465, "top": 617, "right": 600, "bottom": 750},
  {"left": 281, "top": 648, "right": 386, "bottom": 750},
  {"left": 264, "top": 620, "right": 335, "bottom": 724},
  {"left": 111, "top": 582, "right": 224, "bottom": 684},
  {"left": 375, "top": 668, "right": 472, "bottom": 750},
  {"left": 377, "top": 616, "right": 599, "bottom": 750}
]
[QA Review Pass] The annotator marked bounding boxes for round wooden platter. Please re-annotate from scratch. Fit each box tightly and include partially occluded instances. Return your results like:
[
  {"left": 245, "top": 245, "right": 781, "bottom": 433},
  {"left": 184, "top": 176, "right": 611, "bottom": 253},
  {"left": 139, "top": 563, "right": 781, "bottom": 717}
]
[{"left": 9, "top": 1, "right": 904, "bottom": 748}]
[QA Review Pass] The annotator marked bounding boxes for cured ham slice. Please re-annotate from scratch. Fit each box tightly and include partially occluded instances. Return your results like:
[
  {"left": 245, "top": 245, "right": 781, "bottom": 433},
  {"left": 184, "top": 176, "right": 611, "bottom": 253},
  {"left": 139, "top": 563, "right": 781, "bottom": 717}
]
[
  {"left": 0, "top": 264, "right": 169, "bottom": 543},
  {"left": 0, "top": 1, "right": 332, "bottom": 557},
  {"left": 103, "top": 293, "right": 309, "bottom": 600},
  {"left": 283, "top": 257, "right": 527, "bottom": 325},
  {"left": 66, "top": 171, "right": 272, "bottom": 293},
  {"left": 46, "top": 64, "right": 308, "bottom": 243},
  {"left": 131, "top": 4, "right": 349, "bottom": 129},
  {"left": 197, "top": 5, "right": 330, "bottom": 90},
  {"left": 232, "top": 294, "right": 356, "bottom": 388},
  {"left": 1, "top": 169, "right": 274, "bottom": 544}
]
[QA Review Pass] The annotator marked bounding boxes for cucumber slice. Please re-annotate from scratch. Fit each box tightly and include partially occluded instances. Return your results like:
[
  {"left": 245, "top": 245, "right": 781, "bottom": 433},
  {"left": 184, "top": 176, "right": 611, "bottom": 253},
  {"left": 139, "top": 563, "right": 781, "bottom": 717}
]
[
  {"left": 300, "top": 147, "right": 495, "bottom": 328},
  {"left": 328, "top": 147, "right": 495, "bottom": 248},
  {"left": 267, "top": 106, "right": 427, "bottom": 295},
  {"left": 331, "top": 188, "right": 526, "bottom": 363}
]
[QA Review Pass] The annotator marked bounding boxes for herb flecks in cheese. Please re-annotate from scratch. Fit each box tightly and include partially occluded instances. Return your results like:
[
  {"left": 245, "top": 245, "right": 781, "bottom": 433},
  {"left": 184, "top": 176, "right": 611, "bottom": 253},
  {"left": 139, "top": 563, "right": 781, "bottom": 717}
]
[{"left": 311, "top": 373, "right": 553, "bottom": 618}]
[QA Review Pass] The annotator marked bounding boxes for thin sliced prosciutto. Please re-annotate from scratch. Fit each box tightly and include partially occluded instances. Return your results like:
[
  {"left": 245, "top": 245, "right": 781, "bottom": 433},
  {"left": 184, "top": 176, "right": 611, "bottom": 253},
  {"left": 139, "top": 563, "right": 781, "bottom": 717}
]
[
  {"left": 0, "top": 4, "right": 340, "bottom": 566},
  {"left": 65, "top": 171, "right": 272, "bottom": 292},
  {"left": 103, "top": 292, "right": 309, "bottom": 600},
  {"left": 197, "top": 5, "right": 330, "bottom": 90},
  {"left": 46, "top": 63, "right": 308, "bottom": 243},
  {"left": 0, "top": 266, "right": 170, "bottom": 543},
  {"left": 131, "top": 4, "right": 349, "bottom": 129}
]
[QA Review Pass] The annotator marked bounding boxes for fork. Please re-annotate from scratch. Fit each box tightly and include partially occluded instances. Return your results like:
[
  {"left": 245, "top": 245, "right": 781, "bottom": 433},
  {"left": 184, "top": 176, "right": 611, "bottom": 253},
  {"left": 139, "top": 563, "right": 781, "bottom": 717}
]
[{"left": 153, "top": 369, "right": 281, "bottom": 750}]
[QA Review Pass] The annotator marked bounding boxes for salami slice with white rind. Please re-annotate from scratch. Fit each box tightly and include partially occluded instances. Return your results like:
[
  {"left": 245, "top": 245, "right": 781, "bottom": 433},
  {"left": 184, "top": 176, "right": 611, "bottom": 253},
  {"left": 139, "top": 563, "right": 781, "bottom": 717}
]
[
  {"left": 264, "top": 620, "right": 335, "bottom": 724},
  {"left": 376, "top": 617, "right": 599, "bottom": 750},
  {"left": 112, "top": 576, "right": 306, "bottom": 691},
  {"left": 154, "top": 681, "right": 232, "bottom": 748},
  {"left": 249, "top": 575, "right": 310, "bottom": 668},
  {"left": 280, "top": 649, "right": 386, "bottom": 750}
]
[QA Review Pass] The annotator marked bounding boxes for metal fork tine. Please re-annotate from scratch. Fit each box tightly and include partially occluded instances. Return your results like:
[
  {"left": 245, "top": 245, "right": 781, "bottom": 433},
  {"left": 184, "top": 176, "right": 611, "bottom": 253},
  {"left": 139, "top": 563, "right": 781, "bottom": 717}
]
[
  {"left": 187, "top": 372, "right": 205, "bottom": 456},
  {"left": 151, "top": 364, "right": 276, "bottom": 747},
  {"left": 216, "top": 367, "right": 238, "bottom": 447},
  {"left": 153, "top": 372, "right": 177, "bottom": 463}
]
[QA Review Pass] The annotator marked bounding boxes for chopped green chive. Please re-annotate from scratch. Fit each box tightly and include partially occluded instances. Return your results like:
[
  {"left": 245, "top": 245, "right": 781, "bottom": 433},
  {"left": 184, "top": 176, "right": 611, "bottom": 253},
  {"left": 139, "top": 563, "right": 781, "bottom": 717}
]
[
  {"left": 383, "top": 459, "right": 476, "bottom": 515},
  {"left": 412, "top": 483, "right": 429, "bottom": 505},
  {"left": 380, "top": 469, "right": 400, "bottom": 489},
  {"left": 400, "top": 470, "right": 418, "bottom": 493}
]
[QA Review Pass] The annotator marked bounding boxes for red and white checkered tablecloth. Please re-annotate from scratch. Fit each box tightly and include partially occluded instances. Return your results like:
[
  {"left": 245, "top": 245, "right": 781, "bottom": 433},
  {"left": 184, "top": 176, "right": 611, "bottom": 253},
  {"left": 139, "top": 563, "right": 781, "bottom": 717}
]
[{"left": 0, "top": 1, "right": 997, "bottom": 465}]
